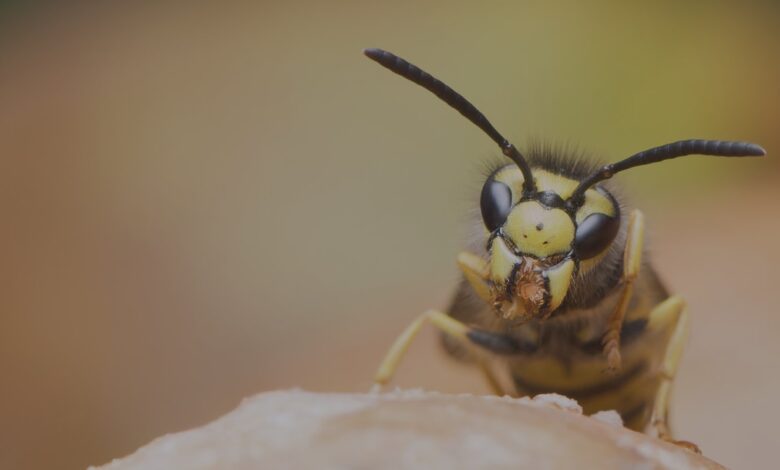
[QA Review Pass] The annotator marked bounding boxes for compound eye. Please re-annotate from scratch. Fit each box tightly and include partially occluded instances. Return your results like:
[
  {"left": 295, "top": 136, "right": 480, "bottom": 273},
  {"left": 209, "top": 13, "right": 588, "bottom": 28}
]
[
  {"left": 574, "top": 213, "right": 620, "bottom": 260},
  {"left": 480, "top": 179, "right": 513, "bottom": 232}
]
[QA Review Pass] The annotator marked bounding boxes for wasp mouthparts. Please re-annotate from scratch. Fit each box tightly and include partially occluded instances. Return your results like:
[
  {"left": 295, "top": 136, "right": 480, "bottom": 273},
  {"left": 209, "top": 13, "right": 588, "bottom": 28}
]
[
  {"left": 514, "top": 259, "right": 547, "bottom": 317},
  {"left": 491, "top": 257, "right": 549, "bottom": 322}
]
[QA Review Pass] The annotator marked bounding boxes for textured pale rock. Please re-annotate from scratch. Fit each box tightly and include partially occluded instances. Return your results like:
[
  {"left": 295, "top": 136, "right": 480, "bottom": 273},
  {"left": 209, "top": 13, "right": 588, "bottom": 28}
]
[{"left": 93, "top": 390, "right": 725, "bottom": 470}]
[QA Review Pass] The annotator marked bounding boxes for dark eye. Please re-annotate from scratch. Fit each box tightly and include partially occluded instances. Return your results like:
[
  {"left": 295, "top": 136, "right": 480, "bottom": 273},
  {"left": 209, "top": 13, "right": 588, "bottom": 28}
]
[
  {"left": 574, "top": 213, "right": 620, "bottom": 260},
  {"left": 480, "top": 179, "right": 512, "bottom": 231}
]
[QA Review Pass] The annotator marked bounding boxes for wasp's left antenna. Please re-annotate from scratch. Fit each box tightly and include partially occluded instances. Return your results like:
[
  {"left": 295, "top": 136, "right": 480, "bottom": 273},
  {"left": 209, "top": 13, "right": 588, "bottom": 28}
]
[
  {"left": 567, "top": 139, "right": 766, "bottom": 206},
  {"left": 364, "top": 48, "right": 536, "bottom": 194}
]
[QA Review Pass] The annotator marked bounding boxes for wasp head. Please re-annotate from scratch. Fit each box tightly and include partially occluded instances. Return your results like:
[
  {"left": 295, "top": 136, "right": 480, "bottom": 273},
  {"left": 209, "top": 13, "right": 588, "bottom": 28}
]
[{"left": 481, "top": 166, "right": 620, "bottom": 321}]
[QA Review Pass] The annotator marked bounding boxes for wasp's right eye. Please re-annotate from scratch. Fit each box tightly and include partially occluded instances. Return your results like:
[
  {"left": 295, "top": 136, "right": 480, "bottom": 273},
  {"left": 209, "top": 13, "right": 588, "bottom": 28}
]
[{"left": 480, "top": 180, "right": 513, "bottom": 232}]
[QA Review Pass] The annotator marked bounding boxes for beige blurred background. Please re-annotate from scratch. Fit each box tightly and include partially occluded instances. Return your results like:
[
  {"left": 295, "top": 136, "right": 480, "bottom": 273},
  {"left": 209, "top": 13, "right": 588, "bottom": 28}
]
[{"left": 0, "top": 1, "right": 778, "bottom": 469}]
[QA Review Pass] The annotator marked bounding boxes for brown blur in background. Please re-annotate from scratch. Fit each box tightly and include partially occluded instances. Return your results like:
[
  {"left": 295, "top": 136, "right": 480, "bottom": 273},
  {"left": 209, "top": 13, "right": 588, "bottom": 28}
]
[{"left": 1, "top": 2, "right": 778, "bottom": 469}]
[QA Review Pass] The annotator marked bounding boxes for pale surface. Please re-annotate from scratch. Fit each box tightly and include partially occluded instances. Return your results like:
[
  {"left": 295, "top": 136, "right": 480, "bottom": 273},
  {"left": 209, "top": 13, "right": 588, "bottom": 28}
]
[{"left": 93, "top": 390, "right": 724, "bottom": 470}]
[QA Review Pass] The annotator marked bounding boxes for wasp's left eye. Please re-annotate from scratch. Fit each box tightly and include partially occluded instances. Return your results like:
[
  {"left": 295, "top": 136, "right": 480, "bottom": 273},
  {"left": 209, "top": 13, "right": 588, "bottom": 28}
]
[
  {"left": 480, "top": 179, "right": 512, "bottom": 232},
  {"left": 574, "top": 213, "right": 620, "bottom": 260}
]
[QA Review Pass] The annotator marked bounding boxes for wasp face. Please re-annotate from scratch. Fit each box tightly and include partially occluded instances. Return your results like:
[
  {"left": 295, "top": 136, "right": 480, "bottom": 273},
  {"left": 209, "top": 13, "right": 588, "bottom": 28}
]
[{"left": 480, "top": 166, "right": 620, "bottom": 321}]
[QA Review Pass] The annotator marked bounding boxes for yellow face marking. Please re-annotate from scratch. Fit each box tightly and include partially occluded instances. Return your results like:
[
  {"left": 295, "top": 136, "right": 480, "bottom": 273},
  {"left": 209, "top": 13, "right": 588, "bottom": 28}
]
[
  {"left": 504, "top": 201, "right": 574, "bottom": 258},
  {"left": 544, "top": 259, "right": 575, "bottom": 312},
  {"left": 575, "top": 188, "right": 616, "bottom": 224},
  {"left": 533, "top": 170, "right": 580, "bottom": 199},
  {"left": 492, "top": 166, "right": 525, "bottom": 199},
  {"left": 493, "top": 168, "right": 580, "bottom": 199},
  {"left": 489, "top": 237, "right": 521, "bottom": 283},
  {"left": 490, "top": 165, "right": 618, "bottom": 271}
]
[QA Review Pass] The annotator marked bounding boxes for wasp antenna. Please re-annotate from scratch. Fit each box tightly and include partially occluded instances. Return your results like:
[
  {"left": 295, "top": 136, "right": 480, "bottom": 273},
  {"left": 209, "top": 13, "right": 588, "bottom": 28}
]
[
  {"left": 364, "top": 48, "right": 536, "bottom": 193},
  {"left": 568, "top": 139, "right": 766, "bottom": 204}
]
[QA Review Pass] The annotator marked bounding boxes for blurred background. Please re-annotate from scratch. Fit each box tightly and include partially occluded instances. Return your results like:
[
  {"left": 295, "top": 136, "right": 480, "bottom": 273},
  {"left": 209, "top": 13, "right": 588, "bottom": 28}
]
[{"left": 1, "top": 1, "right": 778, "bottom": 468}]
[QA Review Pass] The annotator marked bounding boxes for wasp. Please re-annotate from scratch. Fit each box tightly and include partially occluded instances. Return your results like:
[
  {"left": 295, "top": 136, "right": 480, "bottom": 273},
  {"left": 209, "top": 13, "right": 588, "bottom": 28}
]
[{"left": 364, "top": 48, "right": 765, "bottom": 451}]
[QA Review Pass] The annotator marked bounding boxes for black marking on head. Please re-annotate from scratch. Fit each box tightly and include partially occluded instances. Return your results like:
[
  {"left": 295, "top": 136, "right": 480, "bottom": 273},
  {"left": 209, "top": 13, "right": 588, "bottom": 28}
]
[
  {"left": 536, "top": 191, "right": 565, "bottom": 208},
  {"left": 479, "top": 145, "right": 607, "bottom": 205},
  {"left": 535, "top": 223, "right": 544, "bottom": 231}
]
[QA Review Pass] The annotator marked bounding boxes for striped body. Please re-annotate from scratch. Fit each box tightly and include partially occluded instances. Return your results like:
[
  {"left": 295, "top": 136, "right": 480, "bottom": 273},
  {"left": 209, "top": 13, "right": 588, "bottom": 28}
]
[{"left": 445, "top": 263, "right": 674, "bottom": 430}]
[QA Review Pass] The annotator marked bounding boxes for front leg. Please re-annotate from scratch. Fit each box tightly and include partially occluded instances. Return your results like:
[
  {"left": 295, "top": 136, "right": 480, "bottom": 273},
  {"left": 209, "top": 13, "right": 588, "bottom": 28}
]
[
  {"left": 373, "top": 309, "right": 470, "bottom": 388},
  {"left": 372, "top": 309, "right": 529, "bottom": 394},
  {"left": 456, "top": 251, "right": 493, "bottom": 303},
  {"left": 602, "top": 209, "right": 644, "bottom": 372},
  {"left": 372, "top": 251, "right": 530, "bottom": 394}
]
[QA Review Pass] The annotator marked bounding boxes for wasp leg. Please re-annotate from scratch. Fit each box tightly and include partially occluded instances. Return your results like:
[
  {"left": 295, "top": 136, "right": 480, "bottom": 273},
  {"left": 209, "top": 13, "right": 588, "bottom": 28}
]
[
  {"left": 456, "top": 251, "right": 492, "bottom": 303},
  {"left": 441, "top": 251, "right": 496, "bottom": 362},
  {"left": 602, "top": 209, "right": 644, "bottom": 372},
  {"left": 646, "top": 296, "right": 701, "bottom": 453},
  {"left": 456, "top": 251, "right": 507, "bottom": 394},
  {"left": 372, "top": 252, "right": 527, "bottom": 394},
  {"left": 372, "top": 309, "right": 532, "bottom": 395}
]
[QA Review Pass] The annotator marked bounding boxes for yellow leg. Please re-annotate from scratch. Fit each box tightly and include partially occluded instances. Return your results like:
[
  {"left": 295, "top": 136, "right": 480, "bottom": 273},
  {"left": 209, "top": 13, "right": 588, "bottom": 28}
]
[
  {"left": 372, "top": 309, "right": 507, "bottom": 395},
  {"left": 646, "top": 296, "right": 701, "bottom": 453},
  {"left": 453, "top": 250, "right": 507, "bottom": 394},
  {"left": 602, "top": 209, "right": 644, "bottom": 372},
  {"left": 457, "top": 251, "right": 492, "bottom": 303}
]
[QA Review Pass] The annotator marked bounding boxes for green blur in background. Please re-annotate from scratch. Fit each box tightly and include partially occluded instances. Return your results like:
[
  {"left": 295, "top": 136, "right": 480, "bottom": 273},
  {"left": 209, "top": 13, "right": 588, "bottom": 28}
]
[{"left": 0, "top": 2, "right": 778, "bottom": 469}]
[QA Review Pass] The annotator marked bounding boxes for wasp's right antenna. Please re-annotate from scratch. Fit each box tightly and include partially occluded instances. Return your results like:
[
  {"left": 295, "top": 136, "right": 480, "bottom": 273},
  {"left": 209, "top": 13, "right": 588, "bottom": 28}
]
[
  {"left": 567, "top": 139, "right": 766, "bottom": 206},
  {"left": 364, "top": 48, "right": 536, "bottom": 194}
]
